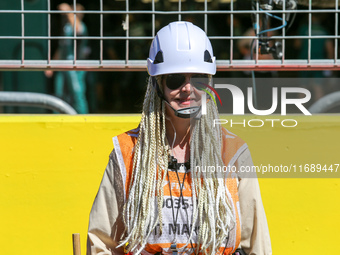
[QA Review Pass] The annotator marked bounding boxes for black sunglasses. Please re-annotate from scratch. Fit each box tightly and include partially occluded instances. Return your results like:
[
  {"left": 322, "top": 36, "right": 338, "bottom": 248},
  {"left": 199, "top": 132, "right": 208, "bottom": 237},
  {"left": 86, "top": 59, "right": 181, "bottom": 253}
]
[{"left": 165, "top": 73, "right": 210, "bottom": 90}]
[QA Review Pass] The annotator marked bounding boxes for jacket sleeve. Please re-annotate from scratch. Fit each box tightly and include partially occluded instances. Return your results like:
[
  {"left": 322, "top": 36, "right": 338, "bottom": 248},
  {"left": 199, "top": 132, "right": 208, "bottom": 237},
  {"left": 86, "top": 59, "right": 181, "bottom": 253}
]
[
  {"left": 235, "top": 148, "right": 272, "bottom": 255},
  {"left": 87, "top": 150, "right": 125, "bottom": 255}
]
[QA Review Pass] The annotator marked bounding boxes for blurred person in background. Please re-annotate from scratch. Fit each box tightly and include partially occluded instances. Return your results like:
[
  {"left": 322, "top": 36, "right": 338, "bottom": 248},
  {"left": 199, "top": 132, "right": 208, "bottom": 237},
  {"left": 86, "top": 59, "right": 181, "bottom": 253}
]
[
  {"left": 294, "top": 14, "right": 334, "bottom": 101},
  {"left": 45, "top": 3, "right": 90, "bottom": 114}
]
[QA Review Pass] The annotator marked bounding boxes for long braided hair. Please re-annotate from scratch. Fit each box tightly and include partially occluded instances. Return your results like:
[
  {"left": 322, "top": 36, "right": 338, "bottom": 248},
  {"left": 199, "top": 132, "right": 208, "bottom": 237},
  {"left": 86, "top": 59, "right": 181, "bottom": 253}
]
[{"left": 120, "top": 76, "right": 236, "bottom": 255}]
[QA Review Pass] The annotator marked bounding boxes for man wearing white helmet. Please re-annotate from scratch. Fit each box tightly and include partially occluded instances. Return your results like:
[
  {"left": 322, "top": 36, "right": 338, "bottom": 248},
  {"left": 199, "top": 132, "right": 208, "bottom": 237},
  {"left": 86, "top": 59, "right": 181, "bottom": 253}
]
[{"left": 87, "top": 21, "right": 272, "bottom": 255}]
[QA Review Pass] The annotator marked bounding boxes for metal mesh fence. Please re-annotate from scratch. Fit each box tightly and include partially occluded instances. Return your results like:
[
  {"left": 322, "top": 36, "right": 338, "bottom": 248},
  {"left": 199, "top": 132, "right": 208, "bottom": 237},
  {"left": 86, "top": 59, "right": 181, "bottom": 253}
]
[{"left": 0, "top": 0, "right": 339, "bottom": 71}]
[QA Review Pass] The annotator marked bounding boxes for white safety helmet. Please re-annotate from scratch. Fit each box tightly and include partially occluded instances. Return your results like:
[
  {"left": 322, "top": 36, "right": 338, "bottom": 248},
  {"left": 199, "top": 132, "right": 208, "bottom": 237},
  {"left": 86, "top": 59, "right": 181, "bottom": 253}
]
[{"left": 147, "top": 21, "right": 216, "bottom": 76}]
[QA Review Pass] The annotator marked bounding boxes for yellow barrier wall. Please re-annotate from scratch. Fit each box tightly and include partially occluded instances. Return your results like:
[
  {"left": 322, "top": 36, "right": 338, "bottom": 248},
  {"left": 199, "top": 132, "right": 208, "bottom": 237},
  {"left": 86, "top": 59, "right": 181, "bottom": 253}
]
[{"left": 0, "top": 115, "right": 339, "bottom": 255}]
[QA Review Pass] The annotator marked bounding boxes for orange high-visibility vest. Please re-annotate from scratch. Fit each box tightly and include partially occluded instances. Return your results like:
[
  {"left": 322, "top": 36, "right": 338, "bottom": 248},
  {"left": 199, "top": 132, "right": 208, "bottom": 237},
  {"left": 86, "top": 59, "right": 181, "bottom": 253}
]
[{"left": 112, "top": 127, "right": 247, "bottom": 255}]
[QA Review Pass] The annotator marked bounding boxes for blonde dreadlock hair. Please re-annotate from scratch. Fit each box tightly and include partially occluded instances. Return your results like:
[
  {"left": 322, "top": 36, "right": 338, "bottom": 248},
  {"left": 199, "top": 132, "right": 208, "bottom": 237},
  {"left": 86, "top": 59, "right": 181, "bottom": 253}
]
[{"left": 119, "top": 76, "right": 236, "bottom": 255}]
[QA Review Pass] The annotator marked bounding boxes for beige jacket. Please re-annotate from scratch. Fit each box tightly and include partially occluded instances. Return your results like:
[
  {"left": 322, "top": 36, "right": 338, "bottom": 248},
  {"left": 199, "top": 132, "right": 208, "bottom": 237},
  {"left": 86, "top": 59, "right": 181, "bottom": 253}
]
[{"left": 87, "top": 138, "right": 272, "bottom": 255}]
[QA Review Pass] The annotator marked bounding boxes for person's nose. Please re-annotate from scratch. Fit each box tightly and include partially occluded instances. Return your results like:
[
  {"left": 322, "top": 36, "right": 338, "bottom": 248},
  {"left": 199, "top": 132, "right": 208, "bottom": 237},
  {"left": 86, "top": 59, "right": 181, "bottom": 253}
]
[{"left": 180, "top": 76, "right": 193, "bottom": 93}]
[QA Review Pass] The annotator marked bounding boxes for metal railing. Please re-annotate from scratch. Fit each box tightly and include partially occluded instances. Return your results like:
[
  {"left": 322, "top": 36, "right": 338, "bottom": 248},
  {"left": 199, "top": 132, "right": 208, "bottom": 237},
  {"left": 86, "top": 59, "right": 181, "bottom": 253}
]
[
  {"left": 0, "top": 0, "right": 339, "bottom": 71},
  {"left": 0, "top": 92, "right": 77, "bottom": 114}
]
